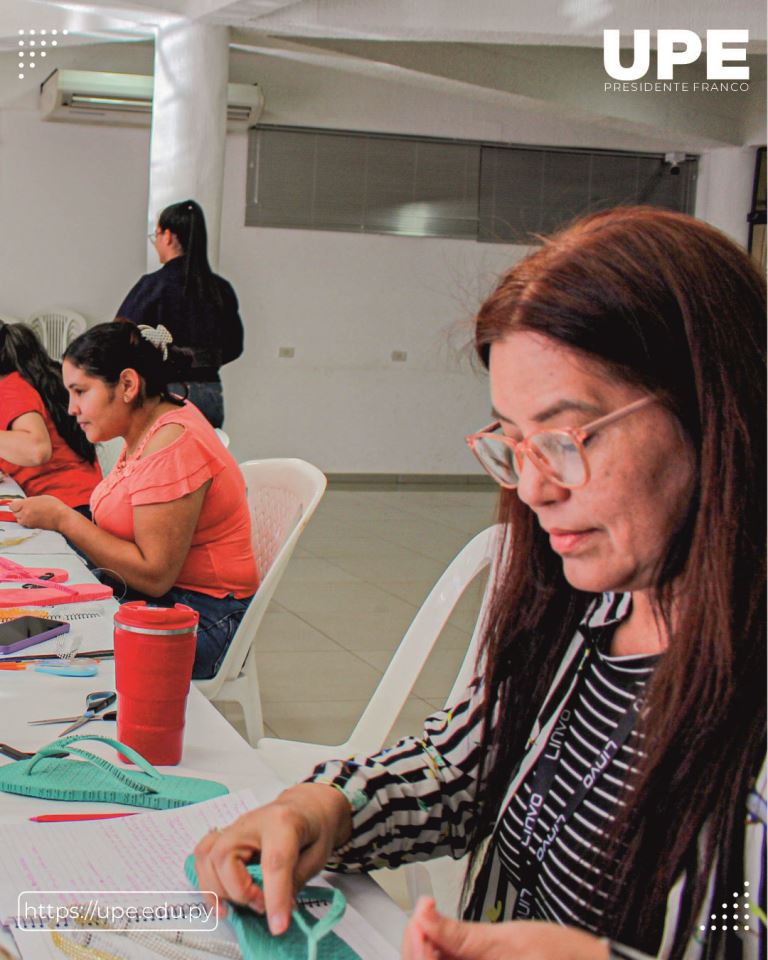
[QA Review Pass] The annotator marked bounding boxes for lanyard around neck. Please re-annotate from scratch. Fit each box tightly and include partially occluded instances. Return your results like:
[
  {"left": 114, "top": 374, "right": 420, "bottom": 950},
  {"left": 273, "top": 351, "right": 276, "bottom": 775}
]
[{"left": 511, "top": 649, "right": 644, "bottom": 920}]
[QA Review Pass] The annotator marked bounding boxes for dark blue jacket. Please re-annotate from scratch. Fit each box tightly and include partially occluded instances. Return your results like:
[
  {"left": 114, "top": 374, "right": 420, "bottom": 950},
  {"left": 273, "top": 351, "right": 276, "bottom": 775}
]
[{"left": 117, "top": 257, "right": 244, "bottom": 381}]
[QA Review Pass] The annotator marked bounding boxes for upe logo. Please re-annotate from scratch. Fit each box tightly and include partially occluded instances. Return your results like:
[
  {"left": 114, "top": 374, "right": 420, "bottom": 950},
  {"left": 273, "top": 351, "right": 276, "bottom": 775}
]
[{"left": 603, "top": 30, "right": 749, "bottom": 81}]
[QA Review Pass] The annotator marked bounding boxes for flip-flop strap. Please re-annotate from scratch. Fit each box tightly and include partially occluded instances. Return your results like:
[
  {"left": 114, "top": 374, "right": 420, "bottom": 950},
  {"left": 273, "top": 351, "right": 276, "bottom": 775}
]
[
  {"left": 0, "top": 558, "right": 67, "bottom": 581},
  {"left": 292, "top": 885, "right": 347, "bottom": 958},
  {"left": 243, "top": 865, "right": 347, "bottom": 958},
  {"left": 26, "top": 734, "right": 164, "bottom": 794},
  {"left": 0, "top": 557, "right": 68, "bottom": 589},
  {"left": 0, "top": 573, "right": 77, "bottom": 593}
]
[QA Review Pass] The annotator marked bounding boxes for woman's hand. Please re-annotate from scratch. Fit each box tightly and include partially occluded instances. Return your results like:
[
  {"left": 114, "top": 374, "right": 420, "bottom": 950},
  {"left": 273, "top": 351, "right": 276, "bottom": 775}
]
[
  {"left": 403, "top": 898, "right": 610, "bottom": 960},
  {"left": 193, "top": 783, "right": 352, "bottom": 936},
  {"left": 9, "top": 495, "right": 68, "bottom": 532}
]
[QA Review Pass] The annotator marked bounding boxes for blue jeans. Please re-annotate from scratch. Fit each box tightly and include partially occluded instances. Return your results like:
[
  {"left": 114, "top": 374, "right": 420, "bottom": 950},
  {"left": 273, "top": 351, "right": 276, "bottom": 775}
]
[
  {"left": 168, "top": 381, "right": 224, "bottom": 429},
  {"left": 110, "top": 581, "right": 253, "bottom": 680},
  {"left": 67, "top": 504, "right": 93, "bottom": 560}
]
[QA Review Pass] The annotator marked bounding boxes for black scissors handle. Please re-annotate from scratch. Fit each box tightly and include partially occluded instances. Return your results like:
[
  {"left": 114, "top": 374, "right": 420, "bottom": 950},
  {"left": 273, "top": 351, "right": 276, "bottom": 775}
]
[
  {"left": 92, "top": 692, "right": 117, "bottom": 713},
  {"left": 0, "top": 743, "right": 68, "bottom": 761}
]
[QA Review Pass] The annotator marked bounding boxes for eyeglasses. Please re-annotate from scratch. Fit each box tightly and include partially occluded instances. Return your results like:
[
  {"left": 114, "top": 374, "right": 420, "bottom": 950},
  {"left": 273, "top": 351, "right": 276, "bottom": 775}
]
[
  {"left": 465, "top": 396, "right": 655, "bottom": 490},
  {"left": 147, "top": 231, "right": 158, "bottom": 243}
]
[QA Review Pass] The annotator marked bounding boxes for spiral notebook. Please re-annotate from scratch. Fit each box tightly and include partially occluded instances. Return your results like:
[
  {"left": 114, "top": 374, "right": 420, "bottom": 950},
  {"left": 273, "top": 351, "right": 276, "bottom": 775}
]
[{"left": 0, "top": 788, "right": 399, "bottom": 960}]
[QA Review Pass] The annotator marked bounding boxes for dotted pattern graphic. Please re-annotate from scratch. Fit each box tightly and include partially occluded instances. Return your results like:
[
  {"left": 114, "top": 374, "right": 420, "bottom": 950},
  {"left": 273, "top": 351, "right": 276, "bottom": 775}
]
[
  {"left": 17, "top": 28, "right": 67, "bottom": 80},
  {"left": 698, "top": 881, "right": 753, "bottom": 934}
]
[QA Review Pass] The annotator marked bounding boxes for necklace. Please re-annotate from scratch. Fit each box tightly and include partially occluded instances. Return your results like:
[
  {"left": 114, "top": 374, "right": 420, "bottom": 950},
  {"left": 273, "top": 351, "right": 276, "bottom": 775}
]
[{"left": 121, "top": 402, "right": 171, "bottom": 461}]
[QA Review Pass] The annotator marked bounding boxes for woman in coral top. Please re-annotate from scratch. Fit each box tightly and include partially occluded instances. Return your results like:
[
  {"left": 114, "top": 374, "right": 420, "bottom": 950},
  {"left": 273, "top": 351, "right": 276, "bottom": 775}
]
[
  {"left": 11, "top": 320, "right": 259, "bottom": 679},
  {"left": 0, "top": 322, "right": 100, "bottom": 514}
]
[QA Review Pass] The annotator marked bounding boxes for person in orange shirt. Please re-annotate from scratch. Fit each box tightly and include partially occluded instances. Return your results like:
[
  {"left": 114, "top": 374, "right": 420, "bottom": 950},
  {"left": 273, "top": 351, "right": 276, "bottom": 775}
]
[
  {"left": 12, "top": 319, "right": 259, "bottom": 679},
  {"left": 0, "top": 323, "right": 101, "bottom": 516}
]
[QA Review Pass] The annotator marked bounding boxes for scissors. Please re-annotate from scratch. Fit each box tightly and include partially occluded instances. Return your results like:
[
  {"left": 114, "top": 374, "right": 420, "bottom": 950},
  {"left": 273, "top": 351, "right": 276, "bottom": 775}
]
[
  {"left": 29, "top": 709, "right": 116, "bottom": 724},
  {"left": 28, "top": 690, "right": 117, "bottom": 735},
  {"left": 0, "top": 742, "right": 70, "bottom": 761}
]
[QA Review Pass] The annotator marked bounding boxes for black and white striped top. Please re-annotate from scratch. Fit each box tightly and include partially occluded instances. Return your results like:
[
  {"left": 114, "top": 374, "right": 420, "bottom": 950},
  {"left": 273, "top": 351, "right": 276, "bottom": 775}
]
[
  {"left": 497, "top": 635, "right": 659, "bottom": 943},
  {"left": 309, "top": 593, "right": 767, "bottom": 959}
]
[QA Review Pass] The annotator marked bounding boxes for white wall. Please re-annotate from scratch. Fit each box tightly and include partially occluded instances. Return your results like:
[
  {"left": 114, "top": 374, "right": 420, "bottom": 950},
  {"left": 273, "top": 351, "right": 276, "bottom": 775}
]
[
  {"left": 0, "top": 113, "right": 516, "bottom": 475},
  {"left": 1, "top": 44, "right": 528, "bottom": 473},
  {"left": 695, "top": 147, "right": 758, "bottom": 247},
  {"left": 0, "top": 43, "right": 762, "bottom": 472},
  {"left": 220, "top": 134, "right": 516, "bottom": 470},
  {"left": 0, "top": 110, "right": 149, "bottom": 321}
]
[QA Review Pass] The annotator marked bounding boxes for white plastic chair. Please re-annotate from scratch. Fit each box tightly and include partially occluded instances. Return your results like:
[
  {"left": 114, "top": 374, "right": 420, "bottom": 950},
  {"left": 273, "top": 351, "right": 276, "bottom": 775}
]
[
  {"left": 27, "top": 308, "right": 87, "bottom": 361},
  {"left": 94, "top": 437, "right": 124, "bottom": 476},
  {"left": 214, "top": 428, "right": 230, "bottom": 449},
  {"left": 194, "top": 458, "right": 327, "bottom": 744},
  {"left": 256, "top": 524, "right": 500, "bottom": 782}
]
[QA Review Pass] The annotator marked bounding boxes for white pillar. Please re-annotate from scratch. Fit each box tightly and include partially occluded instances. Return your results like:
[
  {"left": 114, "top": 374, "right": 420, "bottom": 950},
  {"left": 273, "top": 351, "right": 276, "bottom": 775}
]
[
  {"left": 694, "top": 147, "right": 756, "bottom": 248},
  {"left": 147, "top": 21, "right": 228, "bottom": 270}
]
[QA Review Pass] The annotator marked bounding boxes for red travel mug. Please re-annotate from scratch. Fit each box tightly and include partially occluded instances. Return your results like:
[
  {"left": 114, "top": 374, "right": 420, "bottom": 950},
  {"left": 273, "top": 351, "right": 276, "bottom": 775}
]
[{"left": 114, "top": 602, "right": 199, "bottom": 766}]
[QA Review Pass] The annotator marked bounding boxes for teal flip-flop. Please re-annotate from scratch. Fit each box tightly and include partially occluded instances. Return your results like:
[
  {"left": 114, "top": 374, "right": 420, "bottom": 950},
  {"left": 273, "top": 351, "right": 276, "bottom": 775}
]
[
  {"left": 185, "top": 856, "right": 360, "bottom": 960},
  {"left": 0, "top": 734, "right": 229, "bottom": 808},
  {"left": 35, "top": 662, "right": 98, "bottom": 677}
]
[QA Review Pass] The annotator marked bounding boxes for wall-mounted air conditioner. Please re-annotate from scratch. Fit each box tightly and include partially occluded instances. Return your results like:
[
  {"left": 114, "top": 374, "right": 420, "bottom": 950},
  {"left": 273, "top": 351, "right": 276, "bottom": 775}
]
[{"left": 39, "top": 70, "right": 264, "bottom": 130}]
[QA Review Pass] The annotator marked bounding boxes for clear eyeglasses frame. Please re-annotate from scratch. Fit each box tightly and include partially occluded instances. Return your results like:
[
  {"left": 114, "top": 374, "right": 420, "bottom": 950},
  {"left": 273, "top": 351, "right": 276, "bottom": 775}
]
[{"left": 465, "top": 396, "right": 656, "bottom": 490}]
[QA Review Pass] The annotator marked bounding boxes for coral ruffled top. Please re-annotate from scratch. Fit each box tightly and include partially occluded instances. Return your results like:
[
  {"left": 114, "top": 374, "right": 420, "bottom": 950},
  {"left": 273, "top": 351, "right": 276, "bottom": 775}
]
[{"left": 91, "top": 402, "right": 258, "bottom": 599}]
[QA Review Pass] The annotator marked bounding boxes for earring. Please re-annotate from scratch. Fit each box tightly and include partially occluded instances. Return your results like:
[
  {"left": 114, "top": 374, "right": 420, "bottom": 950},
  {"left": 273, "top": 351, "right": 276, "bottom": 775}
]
[{"left": 124, "top": 396, "right": 130, "bottom": 403}]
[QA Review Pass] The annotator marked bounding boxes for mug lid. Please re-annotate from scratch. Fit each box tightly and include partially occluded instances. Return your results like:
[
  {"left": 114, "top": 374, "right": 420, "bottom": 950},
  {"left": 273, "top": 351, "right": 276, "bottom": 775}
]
[{"left": 115, "top": 600, "right": 199, "bottom": 631}]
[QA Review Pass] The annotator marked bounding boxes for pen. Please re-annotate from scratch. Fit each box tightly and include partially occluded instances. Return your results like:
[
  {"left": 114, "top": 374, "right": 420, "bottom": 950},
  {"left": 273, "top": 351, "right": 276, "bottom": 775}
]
[
  {"left": 29, "top": 813, "right": 139, "bottom": 823},
  {"left": 0, "top": 649, "right": 114, "bottom": 663}
]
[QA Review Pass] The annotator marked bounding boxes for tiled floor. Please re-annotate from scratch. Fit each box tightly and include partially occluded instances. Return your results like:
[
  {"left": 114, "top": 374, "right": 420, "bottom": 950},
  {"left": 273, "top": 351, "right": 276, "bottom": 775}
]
[
  {"left": 219, "top": 483, "right": 497, "bottom": 746},
  {"left": 216, "top": 482, "right": 497, "bottom": 913}
]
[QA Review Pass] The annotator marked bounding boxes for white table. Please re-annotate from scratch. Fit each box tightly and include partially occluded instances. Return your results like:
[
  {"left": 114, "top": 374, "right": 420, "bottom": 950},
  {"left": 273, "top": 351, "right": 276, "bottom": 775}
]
[
  {"left": 0, "top": 477, "right": 73, "bottom": 556},
  {"left": 0, "top": 477, "right": 24, "bottom": 499},
  {"left": 0, "top": 483, "right": 407, "bottom": 957}
]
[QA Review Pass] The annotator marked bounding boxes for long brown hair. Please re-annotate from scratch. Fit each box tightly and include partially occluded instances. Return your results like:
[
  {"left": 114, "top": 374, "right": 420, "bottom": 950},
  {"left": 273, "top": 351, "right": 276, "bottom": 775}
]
[{"left": 468, "top": 207, "right": 766, "bottom": 956}]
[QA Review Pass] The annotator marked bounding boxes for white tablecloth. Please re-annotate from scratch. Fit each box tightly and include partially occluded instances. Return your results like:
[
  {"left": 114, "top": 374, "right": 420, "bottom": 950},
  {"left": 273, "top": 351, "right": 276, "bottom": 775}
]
[
  {"left": 0, "top": 476, "right": 73, "bottom": 555},
  {"left": 0, "top": 477, "right": 407, "bottom": 956}
]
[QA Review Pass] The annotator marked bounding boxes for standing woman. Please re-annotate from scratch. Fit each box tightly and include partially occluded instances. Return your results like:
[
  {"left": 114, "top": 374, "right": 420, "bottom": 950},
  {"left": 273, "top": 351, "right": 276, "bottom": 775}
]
[
  {"left": 117, "top": 199, "right": 244, "bottom": 428},
  {"left": 0, "top": 322, "right": 100, "bottom": 516}
]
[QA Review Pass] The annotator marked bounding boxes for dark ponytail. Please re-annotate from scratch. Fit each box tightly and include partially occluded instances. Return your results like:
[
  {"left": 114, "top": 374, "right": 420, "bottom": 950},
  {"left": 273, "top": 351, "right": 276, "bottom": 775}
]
[
  {"left": 0, "top": 322, "right": 96, "bottom": 464},
  {"left": 63, "top": 319, "right": 192, "bottom": 403},
  {"left": 157, "top": 199, "right": 221, "bottom": 304}
]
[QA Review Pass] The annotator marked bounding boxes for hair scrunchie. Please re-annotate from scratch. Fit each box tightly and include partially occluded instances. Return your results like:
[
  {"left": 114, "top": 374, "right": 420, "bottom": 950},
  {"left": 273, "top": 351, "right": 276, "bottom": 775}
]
[{"left": 137, "top": 324, "right": 173, "bottom": 362}]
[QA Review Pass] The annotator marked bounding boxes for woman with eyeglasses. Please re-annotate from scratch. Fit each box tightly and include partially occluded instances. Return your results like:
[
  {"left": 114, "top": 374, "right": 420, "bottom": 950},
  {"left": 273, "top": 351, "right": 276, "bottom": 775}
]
[
  {"left": 117, "top": 199, "right": 244, "bottom": 428},
  {"left": 193, "top": 207, "right": 766, "bottom": 959},
  {"left": 0, "top": 322, "right": 100, "bottom": 516}
]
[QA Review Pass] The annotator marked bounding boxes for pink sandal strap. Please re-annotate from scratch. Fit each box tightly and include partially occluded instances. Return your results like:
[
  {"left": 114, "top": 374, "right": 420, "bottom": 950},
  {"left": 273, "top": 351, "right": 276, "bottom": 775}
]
[
  {"left": 0, "top": 573, "right": 77, "bottom": 594},
  {"left": 0, "top": 558, "right": 35, "bottom": 578}
]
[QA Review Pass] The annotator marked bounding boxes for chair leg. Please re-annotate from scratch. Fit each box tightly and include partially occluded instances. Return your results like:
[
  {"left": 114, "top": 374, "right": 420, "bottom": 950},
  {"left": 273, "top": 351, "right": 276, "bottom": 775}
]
[
  {"left": 405, "top": 857, "right": 466, "bottom": 916},
  {"left": 239, "top": 649, "right": 265, "bottom": 745},
  {"left": 404, "top": 863, "right": 434, "bottom": 909}
]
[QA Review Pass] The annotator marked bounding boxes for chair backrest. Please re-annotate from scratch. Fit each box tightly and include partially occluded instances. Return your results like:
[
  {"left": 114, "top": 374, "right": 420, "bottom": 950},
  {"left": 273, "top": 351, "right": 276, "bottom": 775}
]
[
  {"left": 214, "top": 428, "right": 230, "bottom": 449},
  {"left": 242, "top": 459, "right": 326, "bottom": 576},
  {"left": 197, "top": 458, "right": 327, "bottom": 696},
  {"left": 343, "top": 524, "right": 501, "bottom": 755},
  {"left": 95, "top": 437, "right": 124, "bottom": 476},
  {"left": 27, "top": 308, "right": 87, "bottom": 361}
]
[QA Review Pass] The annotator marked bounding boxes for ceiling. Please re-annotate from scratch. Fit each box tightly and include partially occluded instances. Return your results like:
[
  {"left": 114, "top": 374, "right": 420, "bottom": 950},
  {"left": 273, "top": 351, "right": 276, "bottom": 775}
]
[
  {"left": 1, "top": 0, "right": 765, "bottom": 46},
  {"left": 1, "top": 0, "right": 765, "bottom": 150}
]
